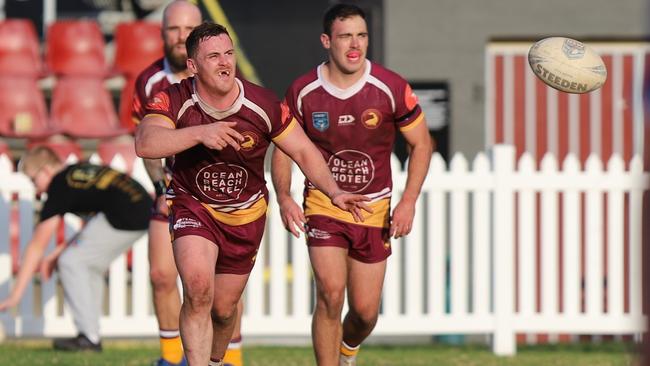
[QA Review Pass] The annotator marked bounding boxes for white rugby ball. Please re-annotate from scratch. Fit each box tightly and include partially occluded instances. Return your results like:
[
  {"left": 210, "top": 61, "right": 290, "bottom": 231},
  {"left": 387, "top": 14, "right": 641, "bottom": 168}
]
[{"left": 528, "top": 37, "right": 607, "bottom": 94}]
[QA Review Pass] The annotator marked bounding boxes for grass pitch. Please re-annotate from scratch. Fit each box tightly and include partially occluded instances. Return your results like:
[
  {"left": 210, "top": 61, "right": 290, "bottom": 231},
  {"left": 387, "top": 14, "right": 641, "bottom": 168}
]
[{"left": 0, "top": 339, "right": 637, "bottom": 366}]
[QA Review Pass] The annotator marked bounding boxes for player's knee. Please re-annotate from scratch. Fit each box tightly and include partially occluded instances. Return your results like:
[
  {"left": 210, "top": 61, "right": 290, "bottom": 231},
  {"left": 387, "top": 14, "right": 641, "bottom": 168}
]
[
  {"left": 149, "top": 266, "right": 177, "bottom": 291},
  {"left": 181, "top": 275, "right": 213, "bottom": 310},
  {"left": 350, "top": 307, "right": 379, "bottom": 330},
  {"left": 211, "top": 302, "right": 237, "bottom": 325},
  {"left": 317, "top": 285, "right": 345, "bottom": 313}
]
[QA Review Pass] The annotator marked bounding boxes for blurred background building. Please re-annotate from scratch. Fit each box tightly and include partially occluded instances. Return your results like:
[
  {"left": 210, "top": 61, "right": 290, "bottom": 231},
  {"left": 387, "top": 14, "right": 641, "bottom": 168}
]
[{"left": 2, "top": 0, "right": 648, "bottom": 161}]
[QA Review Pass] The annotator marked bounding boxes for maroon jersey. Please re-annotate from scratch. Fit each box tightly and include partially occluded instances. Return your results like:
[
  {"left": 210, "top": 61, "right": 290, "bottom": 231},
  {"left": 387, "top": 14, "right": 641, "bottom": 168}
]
[
  {"left": 144, "top": 77, "right": 296, "bottom": 226},
  {"left": 285, "top": 60, "right": 424, "bottom": 228},
  {"left": 132, "top": 57, "right": 183, "bottom": 123},
  {"left": 132, "top": 57, "right": 184, "bottom": 179}
]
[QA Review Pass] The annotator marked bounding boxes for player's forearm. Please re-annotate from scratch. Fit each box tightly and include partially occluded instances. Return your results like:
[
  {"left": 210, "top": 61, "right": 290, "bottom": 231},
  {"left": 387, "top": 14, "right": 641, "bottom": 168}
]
[
  {"left": 9, "top": 242, "right": 46, "bottom": 303},
  {"left": 143, "top": 158, "right": 166, "bottom": 183},
  {"left": 401, "top": 140, "right": 433, "bottom": 203},
  {"left": 136, "top": 124, "right": 203, "bottom": 159},
  {"left": 290, "top": 146, "right": 342, "bottom": 199},
  {"left": 271, "top": 147, "right": 294, "bottom": 201}
]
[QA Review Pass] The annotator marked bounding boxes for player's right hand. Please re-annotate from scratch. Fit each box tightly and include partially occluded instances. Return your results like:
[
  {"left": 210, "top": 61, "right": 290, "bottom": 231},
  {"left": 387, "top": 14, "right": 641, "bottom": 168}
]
[
  {"left": 201, "top": 121, "right": 245, "bottom": 151},
  {"left": 277, "top": 195, "right": 306, "bottom": 238},
  {"left": 331, "top": 192, "right": 373, "bottom": 223},
  {"left": 40, "top": 254, "right": 57, "bottom": 281}
]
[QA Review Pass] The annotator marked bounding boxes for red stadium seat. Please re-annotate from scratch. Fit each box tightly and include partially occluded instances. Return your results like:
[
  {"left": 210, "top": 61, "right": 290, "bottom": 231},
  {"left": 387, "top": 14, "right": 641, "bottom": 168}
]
[
  {"left": 118, "top": 76, "right": 137, "bottom": 133},
  {"left": 113, "top": 21, "right": 163, "bottom": 77},
  {"left": 0, "top": 19, "right": 43, "bottom": 77},
  {"left": 27, "top": 136, "right": 83, "bottom": 162},
  {"left": 51, "top": 77, "right": 127, "bottom": 138},
  {"left": 0, "top": 138, "right": 10, "bottom": 158},
  {"left": 0, "top": 77, "right": 58, "bottom": 138},
  {"left": 46, "top": 20, "right": 107, "bottom": 77},
  {"left": 97, "top": 135, "right": 138, "bottom": 172}
]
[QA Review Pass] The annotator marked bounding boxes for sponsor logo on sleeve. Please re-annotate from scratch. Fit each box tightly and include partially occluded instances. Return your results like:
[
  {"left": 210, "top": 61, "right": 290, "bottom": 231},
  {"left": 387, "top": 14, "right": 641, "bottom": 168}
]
[
  {"left": 312, "top": 112, "right": 329, "bottom": 132},
  {"left": 404, "top": 84, "right": 419, "bottom": 111},
  {"left": 146, "top": 91, "right": 171, "bottom": 112},
  {"left": 280, "top": 99, "right": 291, "bottom": 124}
]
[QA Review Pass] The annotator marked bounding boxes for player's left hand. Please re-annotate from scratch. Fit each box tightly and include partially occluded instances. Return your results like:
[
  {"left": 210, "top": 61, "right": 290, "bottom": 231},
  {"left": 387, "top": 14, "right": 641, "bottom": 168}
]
[
  {"left": 390, "top": 199, "right": 416, "bottom": 238},
  {"left": 331, "top": 193, "right": 373, "bottom": 223}
]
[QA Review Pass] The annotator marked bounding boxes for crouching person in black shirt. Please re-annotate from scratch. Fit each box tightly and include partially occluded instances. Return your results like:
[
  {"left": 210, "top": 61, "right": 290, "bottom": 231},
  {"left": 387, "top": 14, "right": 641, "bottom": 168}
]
[{"left": 0, "top": 146, "right": 153, "bottom": 351}]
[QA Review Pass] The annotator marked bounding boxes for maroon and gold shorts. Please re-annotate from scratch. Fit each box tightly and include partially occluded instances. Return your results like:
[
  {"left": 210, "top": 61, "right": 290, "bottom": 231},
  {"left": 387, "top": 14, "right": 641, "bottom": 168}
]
[
  {"left": 169, "top": 195, "right": 265, "bottom": 275},
  {"left": 305, "top": 215, "right": 391, "bottom": 263}
]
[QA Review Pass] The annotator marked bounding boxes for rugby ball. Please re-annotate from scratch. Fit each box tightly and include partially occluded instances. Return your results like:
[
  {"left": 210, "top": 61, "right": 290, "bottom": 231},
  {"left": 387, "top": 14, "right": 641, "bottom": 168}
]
[{"left": 528, "top": 37, "right": 607, "bottom": 94}]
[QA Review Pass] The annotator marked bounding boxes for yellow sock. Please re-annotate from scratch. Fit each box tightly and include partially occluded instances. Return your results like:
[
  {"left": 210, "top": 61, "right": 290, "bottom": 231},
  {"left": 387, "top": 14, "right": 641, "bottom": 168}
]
[
  {"left": 340, "top": 341, "right": 360, "bottom": 357},
  {"left": 160, "top": 333, "right": 184, "bottom": 364},
  {"left": 223, "top": 338, "right": 243, "bottom": 366}
]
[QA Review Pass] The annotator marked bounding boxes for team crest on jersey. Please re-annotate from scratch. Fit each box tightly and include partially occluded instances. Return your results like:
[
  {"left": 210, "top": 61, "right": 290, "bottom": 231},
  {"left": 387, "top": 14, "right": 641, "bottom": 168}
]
[
  {"left": 312, "top": 112, "right": 329, "bottom": 132},
  {"left": 361, "top": 109, "right": 382, "bottom": 129},
  {"left": 240, "top": 131, "right": 259, "bottom": 151}
]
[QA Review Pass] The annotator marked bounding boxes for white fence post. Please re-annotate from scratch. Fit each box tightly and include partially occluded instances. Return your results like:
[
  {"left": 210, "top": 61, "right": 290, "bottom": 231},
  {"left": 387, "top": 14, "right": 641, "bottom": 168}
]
[
  {"left": 492, "top": 145, "right": 516, "bottom": 355},
  {"left": 0, "top": 153, "right": 14, "bottom": 336}
]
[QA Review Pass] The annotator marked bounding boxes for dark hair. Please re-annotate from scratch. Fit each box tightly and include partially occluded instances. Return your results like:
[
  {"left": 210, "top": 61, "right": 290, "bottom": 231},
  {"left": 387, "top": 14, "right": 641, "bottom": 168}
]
[
  {"left": 185, "top": 21, "right": 230, "bottom": 59},
  {"left": 322, "top": 3, "right": 366, "bottom": 36}
]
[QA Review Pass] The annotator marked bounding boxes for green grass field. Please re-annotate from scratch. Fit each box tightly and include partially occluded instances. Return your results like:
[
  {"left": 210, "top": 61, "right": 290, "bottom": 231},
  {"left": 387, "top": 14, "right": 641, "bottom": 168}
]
[{"left": 0, "top": 339, "right": 638, "bottom": 366}]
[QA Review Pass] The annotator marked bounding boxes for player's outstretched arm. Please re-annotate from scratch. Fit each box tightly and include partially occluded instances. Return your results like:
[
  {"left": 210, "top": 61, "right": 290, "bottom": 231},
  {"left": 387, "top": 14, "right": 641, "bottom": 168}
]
[
  {"left": 0, "top": 216, "right": 59, "bottom": 311},
  {"left": 135, "top": 116, "right": 244, "bottom": 159},
  {"left": 391, "top": 118, "right": 434, "bottom": 238},
  {"left": 271, "top": 147, "right": 306, "bottom": 238},
  {"left": 274, "top": 127, "right": 372, "bottom": 222}
]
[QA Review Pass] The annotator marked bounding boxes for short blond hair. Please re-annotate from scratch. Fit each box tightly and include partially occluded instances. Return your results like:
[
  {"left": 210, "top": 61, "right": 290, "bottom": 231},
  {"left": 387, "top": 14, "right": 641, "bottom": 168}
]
[{"left": 18, "top": 146, "right": 61, "bottom": 175}]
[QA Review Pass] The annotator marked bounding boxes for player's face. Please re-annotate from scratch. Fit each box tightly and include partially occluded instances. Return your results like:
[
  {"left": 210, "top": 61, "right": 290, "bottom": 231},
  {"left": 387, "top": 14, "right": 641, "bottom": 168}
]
[
  {"left": 25, "top": 165, "right": 52, "bottom": 194},
  {"left": 162, "top": 6, "right": 202, "bottom": 71},
  {"left": 322, "top": 15, "right": 368, "bottom": 75},
  {"left": 189, "top": 34, "right": 237, "bottom": 96}
]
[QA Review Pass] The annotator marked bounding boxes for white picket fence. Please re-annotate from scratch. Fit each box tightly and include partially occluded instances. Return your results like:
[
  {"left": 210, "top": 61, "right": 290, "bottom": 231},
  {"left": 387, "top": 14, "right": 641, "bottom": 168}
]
[{"left": 0, "top": 145, "right": 647, "bottom": 355}]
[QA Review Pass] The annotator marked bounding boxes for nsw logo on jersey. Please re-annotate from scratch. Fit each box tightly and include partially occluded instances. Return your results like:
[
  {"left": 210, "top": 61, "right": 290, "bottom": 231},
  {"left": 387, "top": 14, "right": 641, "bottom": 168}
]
[{"left": 312, "top": 112, "right": 329, "bottom": 132}]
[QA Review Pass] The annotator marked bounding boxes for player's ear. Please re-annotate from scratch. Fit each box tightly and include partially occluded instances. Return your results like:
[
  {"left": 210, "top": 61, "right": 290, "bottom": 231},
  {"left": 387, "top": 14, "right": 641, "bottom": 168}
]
[
  {"left": 187, "top": 58, "right": 197, "bottom": 74},
  {"left": 320, "top": 33, "right": 331, "bottom": 49}
]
